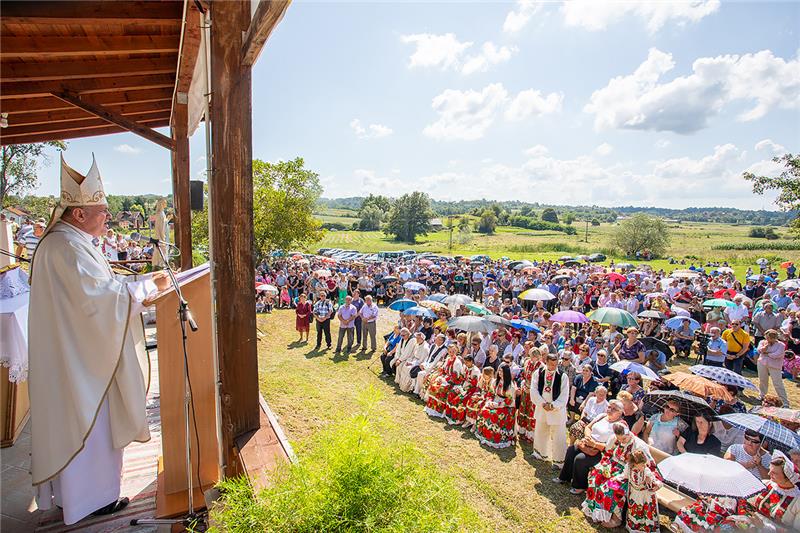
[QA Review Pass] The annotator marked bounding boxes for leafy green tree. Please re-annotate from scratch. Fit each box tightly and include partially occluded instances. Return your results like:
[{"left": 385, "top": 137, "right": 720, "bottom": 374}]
[
  {"left": 612, "top": 213, "right": 671, "bottom": 257},
  {"left": 130, "top": 204, "right": 145, "bottom": 216},
  {"left": 121, "top": 197, "right": 133, "bottom": 211},
  {"left": 252, "top": 157, "right": 323, "bottom": 253},
  {"left": 384, "top": 191, "right": 433, "bottom": 243},
  {"left": 591, "top": 218, "right": 601, "bottom": 226},
  {"left": 1, "top": 141, "right": 66, "bottom": 207},
  {"left": 563, "top": 212, "right": 576, "bottom": 225},
  {"left": 359, "top": 194, "right": 391, "bottom": 215},
  {"left": 458, "top": 216, "right": 472, "bottom": 231},
  {"left": 743, "top": 153, "right": 799, "bottom": 236},
  {"left": 358, "top": 204, "right": 383, "bottom": 231},
  {"left": 477, "top": 208, "right": 497, "bottom": 234},
  {"left": 17, "top": 195, "right": 57, "bottom": 219},
  {"left": 541, "top": 208, "right": 559, "bottom": 223}
]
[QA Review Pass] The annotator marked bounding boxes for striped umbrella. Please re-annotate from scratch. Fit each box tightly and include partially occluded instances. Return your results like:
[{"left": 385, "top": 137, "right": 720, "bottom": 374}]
[{"left": 719, "top": 413, "right": 800, "bottom": 452}]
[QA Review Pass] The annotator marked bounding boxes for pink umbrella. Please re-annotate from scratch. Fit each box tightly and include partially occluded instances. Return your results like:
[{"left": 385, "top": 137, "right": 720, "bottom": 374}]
[
  {"left": 605, "top": 272, "right": 626, "bottom": 283},
  {"left": 550, "top": 310, "right": 589, "bottom": 323},
  {"left": 418, "top": 259, "right": 433, "bottom": 266}
]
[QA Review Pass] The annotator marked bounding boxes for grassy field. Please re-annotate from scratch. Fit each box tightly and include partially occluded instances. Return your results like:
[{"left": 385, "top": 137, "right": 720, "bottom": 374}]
[{"left": 257, "top": 309, "right": 800, "bottom": 532}]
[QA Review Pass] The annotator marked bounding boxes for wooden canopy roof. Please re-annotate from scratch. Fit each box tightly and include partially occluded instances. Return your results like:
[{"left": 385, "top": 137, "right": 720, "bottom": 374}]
[{"left": 0, "top": 0, "right": 196, "bottom": 148}]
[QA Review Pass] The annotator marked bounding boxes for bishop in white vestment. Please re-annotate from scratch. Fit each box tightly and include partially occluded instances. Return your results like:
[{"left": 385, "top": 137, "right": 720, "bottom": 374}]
[
  {"left": 29, "top": 155, "right": 168, "bottom": 525},
  {"left": 530, "top": 353, "right": 570, "bottom": 465},
  {"left": 396, "top": 332, "right": 429, "bottom": 392}
]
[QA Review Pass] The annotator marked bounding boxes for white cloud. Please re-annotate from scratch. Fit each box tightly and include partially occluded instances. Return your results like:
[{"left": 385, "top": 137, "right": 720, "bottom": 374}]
[
  {"left": 585, "top": 48, "right": 800, "bottom": 134},
  {"left": 423, "top": 83, "right": 509, "bottom": 141},
  {"left": 561, "top": 0, "right": 720, "bottom": 34},
  {"left": 755, "top": 139, "right": 786, "bottom": 154},
  {"left": 504, "top": 89, "right": 563, "bottom": 121},
  {"left": 594, "top": 142, "right": 614, "bottom": 156},
  {"left": 350, "top": 118, "right": 393, "bottom": 139},
  {"left": 114, "top": 144, "right": 141, "bottom": 155},
  {"left": 354, "top": 168, "right": 408, "bottom": 192},
  {"left": 524, "top": 144, "right": 549, "bottom": 157},
  {"left": 503, "top": 0, "right": 544, "bottom": 33},
  {"left": 424, "top": 83, "right": 563, "bottom": 140},
  {"left": 401, "top": 33, "right": 516, "bottom": 75},
  {"left": 655, "top": 139, "right": 671, "bottom": 149}
]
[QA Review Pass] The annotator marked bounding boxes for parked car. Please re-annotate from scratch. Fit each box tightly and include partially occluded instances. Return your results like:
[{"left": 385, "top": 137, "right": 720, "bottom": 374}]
[
  {"left": 470, "top": 254, "right": 491, "bottom": 263},
  {"left": 588, "top": 253, "right": 607, "bottom": 262}
]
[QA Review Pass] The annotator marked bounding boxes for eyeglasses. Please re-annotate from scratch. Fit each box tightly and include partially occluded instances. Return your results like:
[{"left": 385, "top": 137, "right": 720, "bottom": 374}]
[
  {"left": 664, "top": 406, "right": 679, "bottom": 412},
  {"left": 745, "top": 437, "right": 761, "bottom": 444}
]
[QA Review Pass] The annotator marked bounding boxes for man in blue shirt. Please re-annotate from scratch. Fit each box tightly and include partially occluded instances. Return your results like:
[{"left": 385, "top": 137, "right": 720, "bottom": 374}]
[
  {"left": 704, "top": 327, "right": 727, "bottom": 367},
  {"left": 313, "top": 292, "right": 333, "bottom": 350},
  {"left": 772, "top": 288, "right": 792, "bottom": 310},
  {"left": 334, "top": 295, "right": 358, "bottom": 354}
]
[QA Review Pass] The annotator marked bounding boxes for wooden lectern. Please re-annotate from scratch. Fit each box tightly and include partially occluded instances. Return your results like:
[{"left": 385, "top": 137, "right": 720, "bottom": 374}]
[{"left": 150, "top": 264, "right": 220, "bottom": 517}]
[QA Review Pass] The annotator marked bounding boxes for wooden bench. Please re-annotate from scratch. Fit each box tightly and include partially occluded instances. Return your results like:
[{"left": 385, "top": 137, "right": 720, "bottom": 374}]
[{"left": 648, "top": 445, "right": 697, "bottom": 513}]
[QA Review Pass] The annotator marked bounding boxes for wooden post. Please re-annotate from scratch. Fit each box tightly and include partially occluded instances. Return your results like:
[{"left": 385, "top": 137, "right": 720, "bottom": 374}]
[
  {"left": 170, "top": 102, "right": 193, "bottom": 270},
  {"left": 208, "top": 0, "right": 259, "bottom": 477}
]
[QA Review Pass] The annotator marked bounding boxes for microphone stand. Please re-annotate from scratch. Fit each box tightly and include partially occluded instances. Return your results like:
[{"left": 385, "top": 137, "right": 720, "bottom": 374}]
[{"left": 131, "top": 239, "right": 206, "bottom": 531}]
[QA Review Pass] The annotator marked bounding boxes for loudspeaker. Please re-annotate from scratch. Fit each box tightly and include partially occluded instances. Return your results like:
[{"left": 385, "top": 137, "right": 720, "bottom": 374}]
[{"left": 190, "top": 180, "right": 204, "bottom": 211}]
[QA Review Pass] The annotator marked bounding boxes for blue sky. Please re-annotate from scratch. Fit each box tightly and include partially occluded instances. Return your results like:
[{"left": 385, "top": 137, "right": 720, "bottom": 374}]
[{"left": 34, "top": 0, "right": 799, "bottom": 209}]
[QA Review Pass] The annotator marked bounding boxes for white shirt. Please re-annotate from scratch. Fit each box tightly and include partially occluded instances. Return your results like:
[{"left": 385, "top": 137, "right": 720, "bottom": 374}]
[
  {"left": 726, "top": 304, "right": 749, "bottom": 322},
  {"left": 503, "top": 342, "right": 524, "bottom": 363}
]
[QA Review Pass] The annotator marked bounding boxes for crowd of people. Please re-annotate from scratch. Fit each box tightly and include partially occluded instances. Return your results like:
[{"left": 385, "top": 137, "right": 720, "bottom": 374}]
[{"left": 256, "top": 251, "right": 800, "bottom": 531}]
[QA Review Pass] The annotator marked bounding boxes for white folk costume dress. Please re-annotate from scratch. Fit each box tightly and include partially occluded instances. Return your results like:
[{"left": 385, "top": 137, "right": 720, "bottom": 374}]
[
  {"left": 531, "top": 366, "right": 570, "bottom": 462},
  {"left": 414, "top": 342, "right": 447, "bottom": 397},
  {"left": 396, "top": 339, "right": 429, "bottom": 392},
  {"left": 29, "top": 156, "right": 159, "bottom": 525}
]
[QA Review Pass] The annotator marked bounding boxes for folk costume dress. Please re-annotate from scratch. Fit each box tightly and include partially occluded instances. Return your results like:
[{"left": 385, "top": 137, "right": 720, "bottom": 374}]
[
  {"left": 414, "top": 343, "right": 448, "bottom": 397},
  {"left": 420, "top": 355, "right": 446, "bottom": 402},
  {"left": 582, "top": 435, "right": 658, "bottom": 525},
  {"left": 465, "top": 377, "right": 494, "bottom": 425},
  {"left": 624, "top": 465, "right": 662, "bottom": 533},
  {"left": 474, "top": 382, "right": 517, "bottom": 449},
  {"left": 516, "top": 357, "right": 541, "bottom": 441},
  {"left": 425, "top": 355, "right": 464, "bottom": 418},
  {"left": 673, "top": 496, "right": 740, "bottom": 532},
  {"left": 445, "top": 364, "right": 481, "bottom": 425},
  {"left": 746, "top": 480, "right": 800, "bottom": 531}
]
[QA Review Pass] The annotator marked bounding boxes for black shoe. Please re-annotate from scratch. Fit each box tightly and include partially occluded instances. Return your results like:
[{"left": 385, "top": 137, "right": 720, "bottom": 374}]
[
  {"left": 314, "top": 345, "right": 321, "bottom": 351},
  {"left": 92, "top": 497, "right": 129, "bottom": 516}
]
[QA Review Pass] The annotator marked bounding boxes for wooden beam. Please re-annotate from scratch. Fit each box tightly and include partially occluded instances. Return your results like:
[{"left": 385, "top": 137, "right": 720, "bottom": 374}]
[
  {"left": 209, "top": 0, "right": 259, "bottom": 479},
  {"left": 174, "top": 1, "right": 202, "bottom": 94},
  {"left": 0, "top": 35, "right": 179, "bottom": 58},
  {"left": 1, "top": 56, "right": 178, "bottom": 83},
  {"left": 241, "top": 0, "right": 291, "bottom": 67},
  {"left": 0, "top": 1, "right": 183, "bottom": 24},
  {"left": 9, "top": 101, "right": 171, "bottom": 127},
  {"left": 52, "top": 91, "right": 175, "bottom": 150},
  {"left": 1, "top": 118, "right": 170, "bottom": 146},
  {"left": 170, "top": 103, "right": 193, "bottom": 270},
  {"left": 1, "top": 111, "right": 171, "bottom": 138},
  {"left": 1, "top": 88, "right": 173, "bottom": 114},
  {"left": 1, "top": 73, "right": 175, "bottom": 98}
]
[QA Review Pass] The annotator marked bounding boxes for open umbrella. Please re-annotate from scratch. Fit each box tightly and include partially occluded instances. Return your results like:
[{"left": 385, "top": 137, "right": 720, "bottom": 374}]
[
  {"left": 417, "top": 259, "right": 433, "bottom": 267},
  {"left": 617, "top": 263, "right": 634, "bottom": 269},
  {"left": 380, "top": 276, "right": 399, "bottom": 283},
  {"left": 662, "top": 372, "right": 733, "bottom": 401},
  {"left": 255, "top": 283, "right": 278, "bottom": 293},
  {"left": 645, "top": 292, "right": 670, "bottom": 300},
  {"left": 781, "top": 261, "right": 794, "bottom": 269},
  {"left": 747, "top": 275, "right": 774, "bottom": 282},
  {"left": 644, "top": 390, "right": 714, "bottom": 417},
  {"left": 638, "top": 310, "right": 666, "bottom": 319},
  {"left": 586, "top": 307, "right": 638, "bottom": 328},
  {"left": 658, "top": 454, "right": 764, "bottom": 498},
  {"left": 559, "top": 255, "right": 575, "bottom": 262},
  {"left": 757, "top": 258, "right": 768, "bottom": 265},
  {"left": 518, "top": 288, "right": 556, "bottom": 301},
  {"left": 778, "top": 279, "right": 800, "bottom": 290},
  {"left": 443, "top": 294, "right": 472, "bottom": 306},
  {"left": 447, "top": 316, "right": 498, "bottom": 333},
  {"left": 419, "top": 300, "right": 448, "bottom": 312},
  {"left": 670, "top": 305, "right": 690, "bottom": 317},
  {"left": 641, "top": 337, "right": 674, "bottom": 358},
  {"left": 703, "top": 298, "right": 737, "bottom": 308},
  {"left": 605, "top": 272, "right": 627, "bottom": 283},
  {"left": 563, "top": 259, "right": 582, "bottom": 267},
  {"left": 510, "top": 260, "right": 533, "bottom": 270},
  {"left": 520, "top": 266, "right": 540, "bottom": 275},
  {"left": 749, "top": 406, "right": 800, "bottom": 429},
  {"left": 314, "top": 268, "right": 332, "bottom": 277},
  {"left": 688, "top": 365, "right": 758, "bottom": 391},
  {"left": 509, "top": 319, "right": 541, "bottom": 334},
  {"left": 713, "top": 288, "right": 738, "bottom": 299},
  {"left": 466, "top": 302, "right": 491, "bottom": 315},
  {"left": 485, "top": 314, "right": 512, "bottom": 327},
  {"left": 388, "top": 298, "right": 417, "bottom": 311},
  {"left": 551, "top": 274, "right": 571, "bottom": 283},
  {"left": 718, "top": 413, "right": 800, "bottom": 452},
  {"left": 426, "top": 293, "right": 448, "bottom": 302},
  {"left": 672, "top": 271, "right": 701, "bottom": 279},
  {"left": 403, "top": 281, "right": 426, "bottom": 292},
  {"left": 402, "top": 306, "right": 437, "bottom": 319},
  {"left": 609, "top": 361, "right": 660, "bottom": 380},
  {"left": 665, "top": 317, "right": 701, "bottom": 332},
  {"left": 550, "top": 310, "right": 588, "bottom": 323}
]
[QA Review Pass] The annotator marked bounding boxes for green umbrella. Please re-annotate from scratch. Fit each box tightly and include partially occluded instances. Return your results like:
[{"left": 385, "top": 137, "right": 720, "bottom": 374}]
[
  {"left": 466, "top": 302, "right": 490, "bottom": 315},
  {"left": 702, "top": 298, "right": 737, "bottom": 308},
  {"left": 586, "top": 307, "right": 638, "bottom": 328}
]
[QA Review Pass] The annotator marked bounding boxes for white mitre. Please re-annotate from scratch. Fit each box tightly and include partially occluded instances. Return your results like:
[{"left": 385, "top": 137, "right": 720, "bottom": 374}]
[{"left": 42, "top": 154, "right": 107, "bottom": 239}]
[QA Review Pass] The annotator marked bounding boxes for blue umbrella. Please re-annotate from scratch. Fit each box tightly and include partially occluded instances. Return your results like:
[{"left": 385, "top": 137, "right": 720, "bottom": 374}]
[
  {"left": 747, "top": 275, "right": 774, "bottom": 282},
  {"left": 427, "top": 293, "right": 448, "bottom": 302},
  {"left": 388, "top": 298, "right": 417, "bottom": 311},
  {"left": 688, "top": 365, "right": 758, "bottom": 391},
  {"left": 719, "top": 413, "right": 800, "bottom": 452},
  {"left": 403, "top": 281, "right": 427, "bottom": 292},
  {"left": 509, "top": 319, "right": 541, "bottom": 334},
  {"left": 665, "top": 317, "right": 701, "bottom": 332},
  {"left": 402, "top": 306, "right": 437, "bottom": 319}
]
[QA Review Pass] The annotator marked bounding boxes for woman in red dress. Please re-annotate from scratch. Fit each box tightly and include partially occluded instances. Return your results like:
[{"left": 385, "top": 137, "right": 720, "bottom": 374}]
[
  {"left": 474, "top": 364, "right": 517, "bottom": 449},
  {"left": 464, "top": 367, "right": 495, "bottom": 429},
  {"left": 294, "top": 293, "right": 311, "bottom": 342},
  {"left": 425, "top": 345, "right": 463, "bottom": 419},
  {"left": 445, "top": 354, "right": 481, "bottom": 425},
  {"left": 516, "top": 344, "right": 543, "bottom": 441}
]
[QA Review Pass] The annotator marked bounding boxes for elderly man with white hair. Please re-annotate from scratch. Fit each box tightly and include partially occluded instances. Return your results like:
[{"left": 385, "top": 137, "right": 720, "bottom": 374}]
[
  {"left": 414, "top": 333, "right": 448, "bottom": 398},
  {"left": 396, "top": 331, "right": 430, "bottom": 392},
  {"left": 725, "top": 295, "right": 750, "bottom": 325},
  {"left": 29, "top": 156, "right": 169, "bottom": 525}
]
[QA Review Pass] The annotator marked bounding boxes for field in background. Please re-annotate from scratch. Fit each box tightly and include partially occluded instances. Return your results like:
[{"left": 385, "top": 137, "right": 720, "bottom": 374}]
[{"left": 311, "top": 209, "right": 796, "bottom": 279}]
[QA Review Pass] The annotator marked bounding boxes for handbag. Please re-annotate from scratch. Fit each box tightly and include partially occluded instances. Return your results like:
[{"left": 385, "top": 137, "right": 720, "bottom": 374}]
[{"left": 409, "top": 365, "right": 422, "bottom": 378}]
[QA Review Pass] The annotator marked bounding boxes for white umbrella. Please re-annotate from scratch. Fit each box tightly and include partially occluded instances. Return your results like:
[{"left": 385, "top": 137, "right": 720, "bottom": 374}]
[
  {"left": 609, "top": 360, "right": 660, "bottom": 381},
  {"left": 447, "top": 316, "right": 498, "bottom": 333},
  {"left": 658, "top": 453, "right": 765, "bottom": 498},
  {"left": 779, "top": 279, "right": 800, "bottom": 290},
  {"left": 670, "top": 305, "right": 690, "bottom": 317},
  {"left": 518, "top": 288, "right": 556, "bottom": 301},
  {"left": 255, "top": 284, "right": 278, "bottom": 293},
  {"left": 716, "top": 267, "right": 734, "bottom": 274},
  {"left": 443, "top": 294, "right": 473, "bottom": 306}
]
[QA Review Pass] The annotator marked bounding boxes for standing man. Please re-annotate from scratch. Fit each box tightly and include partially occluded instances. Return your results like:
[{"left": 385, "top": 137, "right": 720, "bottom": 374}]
[
  {"left": 704, "top": 327, "right": 728, "bottom": 367},
  {"left": 753, "top": 301, "right": 782, "bottom": 349},
  {"left": 334, "top": 294, "right": 357, "bottom": 354},
  {"left": 531, "top": 353, "right": 570, "bottom": 467},
  {"left": 22, "top": 219, "right": 45, "bottom": 260},
  {"left": 359, "top": 294, "right": 379, "bottom": 352},
  {"left": 30, "top": 155, "right": 169, "bottom": 525},
  {"left": 721, "top": 320, "right": 751, "bottom": 374},
  {"left": 351, "top": 289, "right": 365, "bottom": 347},
  {"left": 313, "top": 291, "right": 333, "bottom": 350}
]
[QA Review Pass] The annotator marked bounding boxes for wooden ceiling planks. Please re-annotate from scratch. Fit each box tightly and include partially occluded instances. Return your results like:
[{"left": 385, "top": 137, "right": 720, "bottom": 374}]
[{"left": 0, "top": 0, "right": 184, "bottom": 146}]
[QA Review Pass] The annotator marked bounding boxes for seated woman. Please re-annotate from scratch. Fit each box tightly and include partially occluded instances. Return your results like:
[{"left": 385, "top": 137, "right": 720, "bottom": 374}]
[
  {"left": 672, "top": 318, "right": 695, "bottom": 358},
  {"left": 556, "top": 399, "right": 625, "bottom": 495},
  {"left": 474, "top": 364, "right": 516, "bottom": 449},
  {"left": 424, "top": 345, "right": 463, "bottom": 418},
  {"left": 515, "top": 347, "right": 543, "bottom": 441},
  {"left": 743, "top": 451, "right": 800, "bottom": 531},
  {"left": 644, "top": 399, "right": 688, "bottom": 456},
  {"left": 464, "top": 367, "right": 495, "bottom": 429},
  {"left": 582, "top": 422, "right": 659, "bottom": 529},
  {"left": 614, "top": 327, "right": 646, "bottom": 363},
  {"left": 676, "top": 413, "right": 721, "bottom": 456},
  {"left": 621, "top": 371, "right": 646, "bottom": 407},
  {"left": 617, "top": 390, "right": 646, "bottom": 438},
  {"left": 569, "top": 364, "right": 598, "bottom": 417},
  {"left": 724, "top": 429, "right": 771, "bottom": 479},
  {"left": 445, "top": 354, "right": 481, "bottom": 425}
]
